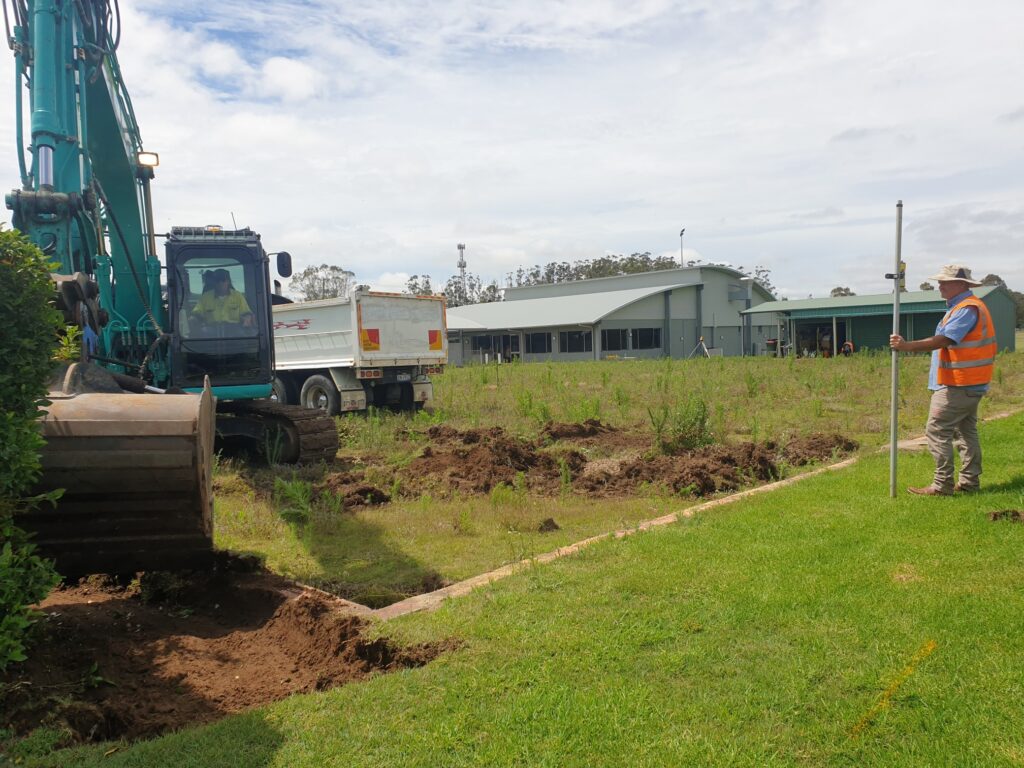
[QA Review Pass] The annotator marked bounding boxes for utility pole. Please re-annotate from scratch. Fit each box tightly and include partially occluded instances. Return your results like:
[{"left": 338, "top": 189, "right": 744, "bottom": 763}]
[{"left": 679, "top": 228, "right": 685, "bottom": 266}]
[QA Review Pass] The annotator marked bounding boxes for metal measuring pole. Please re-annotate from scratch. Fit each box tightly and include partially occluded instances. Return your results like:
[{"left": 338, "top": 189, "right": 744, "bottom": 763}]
[{"left": 886, "top": 201, "right": 904, "bottom": 498}]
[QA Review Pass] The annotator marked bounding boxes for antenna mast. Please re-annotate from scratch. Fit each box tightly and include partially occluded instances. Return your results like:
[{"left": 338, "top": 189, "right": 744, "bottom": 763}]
[{"left": 457, "top": 243, "right": 467, "bottom": 294}]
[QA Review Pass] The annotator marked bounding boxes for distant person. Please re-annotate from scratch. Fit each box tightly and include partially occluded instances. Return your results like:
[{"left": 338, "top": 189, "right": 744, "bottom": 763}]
[
  {"left": 890, "top": 265, "right": 996, "bottom": 496},
  {"left": 841, "top": 340, "right": 854, "bottom": 357},
  {"left": 191, "top": 269, "right": 254, "bottom": 331}
]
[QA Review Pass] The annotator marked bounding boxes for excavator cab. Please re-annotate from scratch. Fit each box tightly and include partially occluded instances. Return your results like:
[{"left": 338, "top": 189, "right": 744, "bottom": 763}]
[
  {"left": 165, "top": 227, "right": 276, "bottom": 398},
  {"left": 163, "top": 227, "right": 336, "bottom": 466}
]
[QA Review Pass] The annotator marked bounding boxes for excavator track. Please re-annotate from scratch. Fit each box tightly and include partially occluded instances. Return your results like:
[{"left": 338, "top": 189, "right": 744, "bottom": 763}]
[{"left": 217, "top": 400, "right": 339, "bottom": 464}]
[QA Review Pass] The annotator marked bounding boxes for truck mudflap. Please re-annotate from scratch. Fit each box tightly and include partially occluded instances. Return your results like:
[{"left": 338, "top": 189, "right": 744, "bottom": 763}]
[
  {"left": 28, "top": 386, "right": 215, "bottom": 576},
  {"left": 412, "top": 379, "right": 433, "bottom": 407}
]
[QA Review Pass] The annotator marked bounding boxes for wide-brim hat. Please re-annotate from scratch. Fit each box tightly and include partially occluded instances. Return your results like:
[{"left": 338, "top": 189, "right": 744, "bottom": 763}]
[{"left": 929, "top": 264, "right": 982, "bottom": 286}]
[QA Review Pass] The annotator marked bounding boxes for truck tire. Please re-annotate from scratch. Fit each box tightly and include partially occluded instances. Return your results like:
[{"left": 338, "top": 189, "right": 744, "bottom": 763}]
[
  {"left": 300, "top": 374, "right": 340, "bottom": 416},
  {"left": 270, "top": 375, "right": 297, "bottom": 405}
]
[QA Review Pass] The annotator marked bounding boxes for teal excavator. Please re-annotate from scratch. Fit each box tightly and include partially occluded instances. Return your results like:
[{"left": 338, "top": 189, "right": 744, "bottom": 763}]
[{"left": 4, "top": 0, "right": 338, "bottom": 575}]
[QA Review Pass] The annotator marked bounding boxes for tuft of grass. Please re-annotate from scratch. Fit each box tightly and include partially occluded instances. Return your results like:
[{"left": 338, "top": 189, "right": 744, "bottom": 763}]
[
  {"left": 274, "top": 476, "right": 314, "bottom": 525},
  {"left": 648, "top": 395, "right": 715, "bottom": 455}
]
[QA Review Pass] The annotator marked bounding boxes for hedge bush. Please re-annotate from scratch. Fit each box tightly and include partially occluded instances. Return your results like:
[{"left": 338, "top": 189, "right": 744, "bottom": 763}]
[{"left": 0, "top": 227, "right": 62, "bottom": 671}]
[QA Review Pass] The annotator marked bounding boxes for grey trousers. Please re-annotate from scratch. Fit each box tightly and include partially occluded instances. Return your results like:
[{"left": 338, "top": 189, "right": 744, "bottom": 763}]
[{"left": 925, "top": 386, "right": 984, "bottom": 492}]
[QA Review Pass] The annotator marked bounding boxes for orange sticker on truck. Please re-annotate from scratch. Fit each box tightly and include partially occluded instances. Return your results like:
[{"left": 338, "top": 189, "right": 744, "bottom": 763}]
[
  {"left": 360, "top": 328, "right": 380, "bottom": 351},
  {"left": 429, "top": 329, "right": 443, "bottom": 350}
]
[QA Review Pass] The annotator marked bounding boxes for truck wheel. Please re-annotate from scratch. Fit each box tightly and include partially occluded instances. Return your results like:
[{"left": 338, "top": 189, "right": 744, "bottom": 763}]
[
  {"left": 270, "top": 375, "right": 296, "bottom": 405},
  {"left": 300, "top": 375, "right": 340, "bottom": 416}
]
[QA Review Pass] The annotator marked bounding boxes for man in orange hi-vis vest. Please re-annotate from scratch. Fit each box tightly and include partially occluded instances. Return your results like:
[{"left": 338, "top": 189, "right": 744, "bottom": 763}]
[{"left": 890, "top": 265, "right": 996, "bottom": 496}]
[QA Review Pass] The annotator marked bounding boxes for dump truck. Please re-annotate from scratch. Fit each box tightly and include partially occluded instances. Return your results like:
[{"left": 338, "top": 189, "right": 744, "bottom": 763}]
[{"left": 271, "top": 289, "right": 448, "bottom": 414}]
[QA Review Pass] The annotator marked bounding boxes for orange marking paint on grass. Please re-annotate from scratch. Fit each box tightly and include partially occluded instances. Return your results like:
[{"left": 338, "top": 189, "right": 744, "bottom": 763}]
[{"left": 850, "top": 639, "right": 938, "bottom": 738}]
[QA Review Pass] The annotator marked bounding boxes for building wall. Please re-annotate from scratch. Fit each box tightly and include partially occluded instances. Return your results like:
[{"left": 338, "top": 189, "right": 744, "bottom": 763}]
[
  {"left": 761, "top": 286, "right": 1016, "bottom": 357},
  {"left": 608, "top": 293, "right": 668, "bottom": 321},
  {"left": 447, "top": 331, "right": 465, "bottom": 366},
  {"left": 668, "top": 289, "right": 698, "bottom": 319},
  {"left": 447, "top": 268, "right": 783, "bottom": 365},
  {"left": 986, "top": 289, "right": 1017, "bottom": 351},
  {"left": 826, "top": 289, "right": 1016, "bottom": 353}
]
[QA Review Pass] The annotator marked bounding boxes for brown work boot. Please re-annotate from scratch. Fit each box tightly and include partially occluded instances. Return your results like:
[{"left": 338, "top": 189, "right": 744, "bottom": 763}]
[
  {"left": 907, "top": 486, "right": 952, "bottom": 496},
  {"left": 954, "top": 483, "right": 980, "bottom": 493}
]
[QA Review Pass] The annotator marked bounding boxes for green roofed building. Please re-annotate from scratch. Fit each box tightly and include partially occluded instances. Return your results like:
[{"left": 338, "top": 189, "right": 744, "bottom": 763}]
[{"left": 743, "top": 285, "right": 1016, "bottom": 357}]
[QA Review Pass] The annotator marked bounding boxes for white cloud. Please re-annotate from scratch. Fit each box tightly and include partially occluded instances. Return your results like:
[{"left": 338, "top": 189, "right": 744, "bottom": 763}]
[{"left": 258, "top": 58, "right": 325, "bottom": 102}]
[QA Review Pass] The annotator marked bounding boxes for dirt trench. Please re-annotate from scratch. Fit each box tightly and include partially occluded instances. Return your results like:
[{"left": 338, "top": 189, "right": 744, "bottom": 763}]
[{"left": 1, "top": 572, "right": 453, "bottom": 746}]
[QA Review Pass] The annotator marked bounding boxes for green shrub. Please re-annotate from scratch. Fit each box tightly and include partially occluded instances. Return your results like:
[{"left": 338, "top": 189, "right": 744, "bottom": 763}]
[
  {"left": 0, "top": 228, "right": 62, "bottom": 671},
  {"left": 649, "top": 395, "right": 716, "bottom": 455},
  {"left": 274, "top": 476, "right": 314, "bottom": 524}
]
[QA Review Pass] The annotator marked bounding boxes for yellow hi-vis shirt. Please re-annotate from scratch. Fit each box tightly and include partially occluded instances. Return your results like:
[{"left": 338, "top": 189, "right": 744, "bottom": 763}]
[{"left": 192, "top": 289, "right": 253, "bottom": 324}]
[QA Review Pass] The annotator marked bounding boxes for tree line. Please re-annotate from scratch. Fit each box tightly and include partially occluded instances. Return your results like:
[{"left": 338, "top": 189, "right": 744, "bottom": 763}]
[{"left": 290, "top": 254, "right": 777, "bottom": 308}]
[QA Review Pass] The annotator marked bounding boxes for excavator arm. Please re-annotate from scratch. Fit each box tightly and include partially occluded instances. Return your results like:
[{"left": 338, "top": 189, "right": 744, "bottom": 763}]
[{"left": 5, "top": 0, "right": 214, "bottom": 575}]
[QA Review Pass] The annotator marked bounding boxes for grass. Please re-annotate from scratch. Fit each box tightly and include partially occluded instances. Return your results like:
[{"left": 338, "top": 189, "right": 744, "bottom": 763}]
[
  {"left": 214, "top": 479, "right": 685, "bottom": 606},
  {"left": 211, "top": 350, "right": 1024, "bottom": 604},
  {"left": 428, "top": 349, "right": 1024, "bottom": 447},
  {"left": 29, "top": 412, "right": 1024, "bottom": 766}
]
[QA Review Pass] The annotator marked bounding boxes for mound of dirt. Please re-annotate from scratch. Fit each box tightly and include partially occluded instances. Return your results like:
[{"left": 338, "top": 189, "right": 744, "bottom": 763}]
[
  {"left": 0, "top": 573, "right": 452, "bottom": 746},
  {"left": 782, "top": 433, "right": 859, "bottom": 465},
  {"left": 579, "top": 442, "right": 780, "bottom": 497},
  {"left": 989, "top": 509, "right": 1023, "bottom": 523},
  {"left": 540, "top": 419, "right": 614, "bottom": 441},
  {"left": 409, "top": 426, "right": 586, "bottom": 495},
  {"left": 320, "top": 471, "right": 391, "bottom": 508}
]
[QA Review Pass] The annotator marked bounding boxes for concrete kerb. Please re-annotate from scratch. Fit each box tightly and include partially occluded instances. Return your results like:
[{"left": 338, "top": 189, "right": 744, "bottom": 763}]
[{"left": 372, "top": 406, "right": 1024, "bottom": 622}]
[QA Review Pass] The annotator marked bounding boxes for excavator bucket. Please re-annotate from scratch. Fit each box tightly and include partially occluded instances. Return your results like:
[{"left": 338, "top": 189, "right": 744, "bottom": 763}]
[{"left": 26, "top": 381, "right": 215, "bottom": 576}]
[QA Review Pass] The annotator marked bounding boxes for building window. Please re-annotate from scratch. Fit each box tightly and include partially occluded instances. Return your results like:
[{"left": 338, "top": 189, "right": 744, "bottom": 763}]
[
  {"left": 525, "top": 332, "right": 552, "bottom": 354},
  {"left": 631, "top": 327, "right": 662, "bottom": 350},
  {"left": 559, "top": 330, "right": 593, "bottom": 353},
  {"left": 470, "top": 335, "right": 492, "bottom": 352},
  {"left": 601, "top": 329, "right": 628, "bottom": 351}
]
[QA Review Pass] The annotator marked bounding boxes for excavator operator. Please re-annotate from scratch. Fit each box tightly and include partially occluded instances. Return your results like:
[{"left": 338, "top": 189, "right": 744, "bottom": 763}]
[{"left": 190, "top": 269, "right": 254, "bottom": 334}]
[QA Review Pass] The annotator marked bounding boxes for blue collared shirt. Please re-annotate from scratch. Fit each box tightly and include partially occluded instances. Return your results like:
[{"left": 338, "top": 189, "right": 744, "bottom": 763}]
[{"left": 928, "top": 289, "right": 989, "bottom": 392}]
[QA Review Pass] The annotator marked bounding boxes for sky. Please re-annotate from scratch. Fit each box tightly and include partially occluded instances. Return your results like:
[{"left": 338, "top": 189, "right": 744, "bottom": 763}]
[{"left": 2, "top": 0, "right": 1022, "bottom": 299}]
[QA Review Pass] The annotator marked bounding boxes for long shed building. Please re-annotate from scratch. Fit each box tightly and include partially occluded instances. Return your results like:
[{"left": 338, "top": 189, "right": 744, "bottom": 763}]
[
  {"left": 446, "top": 266, "right": 779, "bottom": 365},
  {"left": 743, "top": 285, "right": 1017, "bottom": 356}
]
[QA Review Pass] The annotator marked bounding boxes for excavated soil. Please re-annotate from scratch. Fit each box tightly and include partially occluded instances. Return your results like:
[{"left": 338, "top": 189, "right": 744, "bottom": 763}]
[
  {"left": 318, "top": 426, "right": 858, "bottom": 503},
  {"left": 0, "top": 572, "right": 453, "bottom": 746},
  {"left": 319, "top": 470, "right": 391, "bottom": 508},
  {"left": 579, "top": 442, "right": 782, "bottom": 497},
  {"left": 540, "top": 419, "right": 614, "bottom": 441},
  {"left": 781, "top": 433, "right": 860, "bottom": 465},
  {"left": 989, "top": 509, "right": 1024, "bottom": 523},
  {"left": 404, "top": 426, "right": 586, "bottom": 495},
  {"left": 540, "top": 420, "right": 651, "bottom": 456}
]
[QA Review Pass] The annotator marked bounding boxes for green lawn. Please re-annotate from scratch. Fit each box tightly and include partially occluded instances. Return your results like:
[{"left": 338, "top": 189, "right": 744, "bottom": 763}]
[{"left": 31, "top": 413, "right": 1024, "bottom": 767}]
